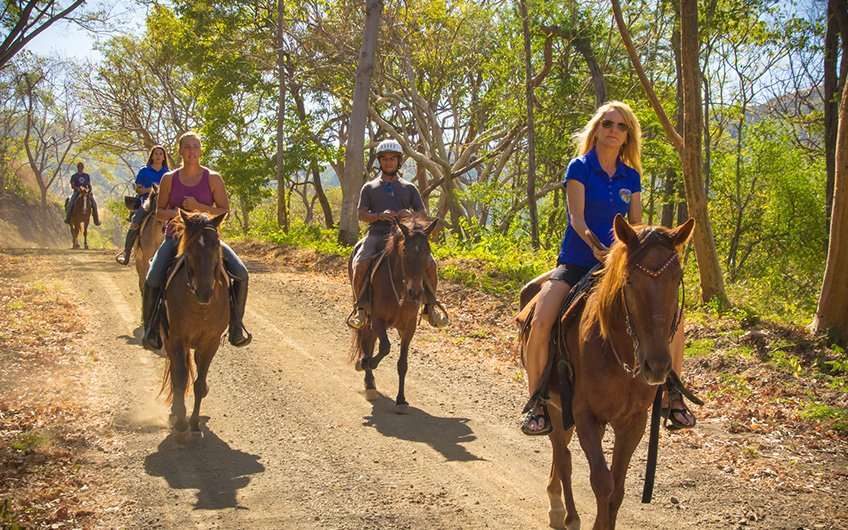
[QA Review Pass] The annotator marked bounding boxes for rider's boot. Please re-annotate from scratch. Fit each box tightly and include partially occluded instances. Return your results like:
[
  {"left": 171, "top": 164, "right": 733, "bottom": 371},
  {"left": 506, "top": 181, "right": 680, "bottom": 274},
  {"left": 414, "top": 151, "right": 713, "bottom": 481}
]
[
  {"left": 228, "top": 278, "right": 252, "bottom": 347},
  {"left": 142, "top": 283, "right": 163, "bottom": 350},
  {"left": 115, "top": 228, "right": 139, "bottom": 265},
  {"left": 347, "top": 260, "right": 371, "bottom": 329}
]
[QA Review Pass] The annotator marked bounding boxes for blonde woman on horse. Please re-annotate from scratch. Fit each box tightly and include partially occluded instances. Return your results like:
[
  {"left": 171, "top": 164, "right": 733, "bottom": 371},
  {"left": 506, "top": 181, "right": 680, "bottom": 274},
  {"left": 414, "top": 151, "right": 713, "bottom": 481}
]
[
  {"left": 347, "top": 138, "right": 448, "bottom": 330},
  {"left": 520, "top": 101, "right": 695, "bottom": 435},
  {"left": 115, "top": 145, "right": 169, "bottom": 265},
  {"left": 141, "top": 132, "right": 251, "bottom": 350}
]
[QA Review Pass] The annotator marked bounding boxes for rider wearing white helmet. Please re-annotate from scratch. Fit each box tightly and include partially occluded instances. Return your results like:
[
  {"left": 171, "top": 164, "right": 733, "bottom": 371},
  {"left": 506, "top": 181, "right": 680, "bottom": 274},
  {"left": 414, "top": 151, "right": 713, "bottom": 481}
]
[{"left": 347, "top": 138, "right": 449, "bottom": 329}]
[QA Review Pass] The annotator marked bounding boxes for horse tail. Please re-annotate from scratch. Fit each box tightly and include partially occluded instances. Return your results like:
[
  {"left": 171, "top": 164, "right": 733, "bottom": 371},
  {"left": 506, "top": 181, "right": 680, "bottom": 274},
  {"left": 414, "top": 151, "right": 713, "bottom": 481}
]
[
  {"left": 158, "top": 348, "right": 196, "bottom": 404},
  {"left": 349, "top": 329, "right": 364, "bottom": 365}
]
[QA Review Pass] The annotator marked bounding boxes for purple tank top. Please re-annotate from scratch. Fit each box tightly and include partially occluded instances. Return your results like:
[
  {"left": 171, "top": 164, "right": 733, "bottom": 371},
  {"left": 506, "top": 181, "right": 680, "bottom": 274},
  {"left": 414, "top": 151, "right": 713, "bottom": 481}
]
[{"left": 165, "top": 168, "right": 214, "bottom": 237}]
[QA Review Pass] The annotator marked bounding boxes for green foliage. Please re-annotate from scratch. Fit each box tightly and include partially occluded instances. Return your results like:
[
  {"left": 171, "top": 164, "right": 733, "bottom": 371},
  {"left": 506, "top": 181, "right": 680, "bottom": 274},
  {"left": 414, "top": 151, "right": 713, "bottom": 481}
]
[
  {"left": 9, "top": 430, "right": 48, "bottom": 453},
  {"left": 799, "top": 403, "right": 848, "bottom": 434}
]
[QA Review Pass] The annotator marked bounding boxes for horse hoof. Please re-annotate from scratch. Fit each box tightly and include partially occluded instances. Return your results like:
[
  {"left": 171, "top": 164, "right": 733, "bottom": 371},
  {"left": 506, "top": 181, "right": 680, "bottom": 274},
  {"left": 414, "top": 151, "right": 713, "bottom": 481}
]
[
  {"left": 174, "top": 430, "right": 191, "bottom": 445},
  {"left": 355, "top": 359, "right": 364, "bottom": 372},
  {"left": 365, "top": 388, "right": 380, "bottom": 401},
  {"left": 548, "top": 509, "right": 565, "bottom": 529},
  {"left": 394, "top": 403, "right": 409, "bottom": 414}
]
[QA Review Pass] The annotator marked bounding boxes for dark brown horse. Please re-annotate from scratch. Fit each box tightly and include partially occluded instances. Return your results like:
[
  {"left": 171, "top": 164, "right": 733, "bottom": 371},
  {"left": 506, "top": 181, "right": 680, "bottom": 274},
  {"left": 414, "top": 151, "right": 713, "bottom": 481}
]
[
  {"left": 134, "top": 190, "right": 164, "bottom": 297},
  {"left": 69, "top": 186, "right": 91, "bottom": 249},
  {"left": 159, "top": 210, "right": 229, "bottom": 440},
  {"left": 348, "top": 214, "right": 439, "bottom": 411},
  {"left": 518, "top": 215, "right": 694, "bottom": 530}
]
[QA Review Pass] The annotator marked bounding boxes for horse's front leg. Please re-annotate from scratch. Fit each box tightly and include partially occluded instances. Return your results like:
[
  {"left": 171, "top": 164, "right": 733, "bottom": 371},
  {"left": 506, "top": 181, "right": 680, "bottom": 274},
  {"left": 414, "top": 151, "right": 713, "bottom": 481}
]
[
  {"left": 359, "top": 330, "right": 379, "bottom": 401},
  {"left": 575, "top": 412, "right": 613, "bottom": 530},
  {"left": 168, "top": 345, "right": 190, "bottom": 433},
  {"left": 548, "top": 392, "right": 580, "bottom": 529},
  {"left": 608, "top": 412, "right": 648, "bottom": 528},
  {"left": 368, "top": 319, "right": 391, "bottom": 370},
  {"left": 395, "top": 327, "right": 415, "bottom": 411},
  {"left": 190, "top": 340, "right": 218, "bottom": 432},
  {"left": 83, "top": 222, "right": 89, "bottom": 249}
]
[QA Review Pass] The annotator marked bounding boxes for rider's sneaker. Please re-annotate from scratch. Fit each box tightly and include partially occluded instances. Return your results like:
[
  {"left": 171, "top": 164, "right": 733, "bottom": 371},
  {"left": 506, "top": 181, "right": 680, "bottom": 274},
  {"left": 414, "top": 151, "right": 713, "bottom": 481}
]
[{"left": 425, "top": 304, "right": 449, "bottom": 328}]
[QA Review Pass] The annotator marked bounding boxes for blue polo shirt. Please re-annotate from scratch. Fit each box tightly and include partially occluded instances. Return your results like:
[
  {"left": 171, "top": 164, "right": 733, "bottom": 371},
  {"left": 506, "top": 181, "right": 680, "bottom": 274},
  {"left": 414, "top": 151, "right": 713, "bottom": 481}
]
[
  {"left": 558, "top": 149, "right": 641, "bottom": 267},
  {"left": 134, "top": 165, "right": 168, "bottom": 198}
]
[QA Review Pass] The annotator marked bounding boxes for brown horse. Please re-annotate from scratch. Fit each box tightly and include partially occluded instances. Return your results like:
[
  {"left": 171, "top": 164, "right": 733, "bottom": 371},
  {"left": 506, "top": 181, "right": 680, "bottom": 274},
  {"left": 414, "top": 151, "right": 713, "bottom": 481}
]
[
  {"left": 134, "top": 191, "right": 164, "bottom": 297},
  {"left": 348, "top": 214, "right": 439, "bottom": 411},
  {"left": 159, "top": 209, "right": 229, "bottom": 440},
  {"left": 69, "top": 186, "right": 91, "bottom": 249},
  {"left": 519, "top": 215, "right": 694, "bottom": 530}
]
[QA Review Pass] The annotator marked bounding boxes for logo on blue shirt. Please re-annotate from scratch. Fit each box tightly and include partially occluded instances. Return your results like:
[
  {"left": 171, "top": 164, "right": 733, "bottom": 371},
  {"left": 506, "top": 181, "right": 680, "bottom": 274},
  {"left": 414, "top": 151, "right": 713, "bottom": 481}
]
[{"left": 619, "top": 188, "right": 632, "bottom": 204}]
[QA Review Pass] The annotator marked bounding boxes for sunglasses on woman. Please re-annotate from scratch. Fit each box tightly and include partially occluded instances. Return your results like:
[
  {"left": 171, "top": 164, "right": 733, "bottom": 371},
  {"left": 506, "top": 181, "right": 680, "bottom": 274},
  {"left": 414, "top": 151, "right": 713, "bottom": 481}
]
[{"left": 601, "top": 119, "right": 628, "bottom": 132}]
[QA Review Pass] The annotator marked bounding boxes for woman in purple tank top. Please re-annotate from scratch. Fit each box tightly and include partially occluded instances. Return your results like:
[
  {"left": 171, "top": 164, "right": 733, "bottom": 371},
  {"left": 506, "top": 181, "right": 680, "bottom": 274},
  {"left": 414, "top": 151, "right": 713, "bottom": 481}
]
[{"left": 141, "top": 132, "right": 252, "bottom": 350}]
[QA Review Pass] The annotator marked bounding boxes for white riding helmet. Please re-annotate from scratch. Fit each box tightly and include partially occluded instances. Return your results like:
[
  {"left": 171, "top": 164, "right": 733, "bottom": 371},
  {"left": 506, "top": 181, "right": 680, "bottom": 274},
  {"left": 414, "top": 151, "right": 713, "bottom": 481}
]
[{"left": 375, "top": 139, "right": 403, "bottom": 157}]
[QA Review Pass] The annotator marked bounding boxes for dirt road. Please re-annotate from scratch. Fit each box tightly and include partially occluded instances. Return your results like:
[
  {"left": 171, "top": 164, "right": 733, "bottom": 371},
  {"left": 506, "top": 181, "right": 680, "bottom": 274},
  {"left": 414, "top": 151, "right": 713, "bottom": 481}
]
[{"left": 12, "top": 247, "right": 845, "bottom": 529}]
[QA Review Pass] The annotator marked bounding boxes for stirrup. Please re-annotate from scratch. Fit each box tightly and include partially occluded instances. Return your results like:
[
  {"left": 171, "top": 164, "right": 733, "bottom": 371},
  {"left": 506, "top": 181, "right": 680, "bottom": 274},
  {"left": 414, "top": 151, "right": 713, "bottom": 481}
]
[{"left": 346, "top": 307, "right": 368, "bottom": 330}]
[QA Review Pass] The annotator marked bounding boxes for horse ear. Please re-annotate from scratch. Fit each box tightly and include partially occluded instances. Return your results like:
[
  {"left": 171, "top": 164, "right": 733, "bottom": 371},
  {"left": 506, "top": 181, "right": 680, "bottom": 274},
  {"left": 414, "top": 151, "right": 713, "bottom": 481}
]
[
  {"left": 670, "top": 217, "right": 695, "bottom": 248},
  {"left": 178, "top": 208, "right": 189, "bottom": 224},
  {"left": 209, "top": 212, "right": 227, "bottom": 229},
  {"left": 397, "top": 219, "right": 411, "bottom": 239},
  {"left": 613, "top": 214, "right": 639, "bottom": 249},
  {"left": 423, "top": 218, "right": 439, "bottom": 237}
]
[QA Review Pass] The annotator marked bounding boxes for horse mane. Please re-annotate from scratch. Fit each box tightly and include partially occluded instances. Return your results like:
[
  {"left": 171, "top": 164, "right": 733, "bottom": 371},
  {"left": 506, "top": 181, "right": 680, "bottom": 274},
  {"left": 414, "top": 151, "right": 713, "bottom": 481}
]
[
  {"left": 385, "top": 212, "right": 434, "bottom": 255},
  {"left": 172, "top": 212, "right": 217, "bottom": 257},
  {"left": 582, "top": 225, "right": 677, "bottom": 341}
]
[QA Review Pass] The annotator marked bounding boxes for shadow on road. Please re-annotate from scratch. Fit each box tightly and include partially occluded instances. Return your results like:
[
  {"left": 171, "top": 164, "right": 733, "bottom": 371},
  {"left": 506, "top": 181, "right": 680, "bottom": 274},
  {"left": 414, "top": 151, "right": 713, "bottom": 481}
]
[
  {"left": 144, "top": 418, "right": 265, "bottom": 510},
  {"left": 362, "top": 394, "right": 484, "bottom": 462}
]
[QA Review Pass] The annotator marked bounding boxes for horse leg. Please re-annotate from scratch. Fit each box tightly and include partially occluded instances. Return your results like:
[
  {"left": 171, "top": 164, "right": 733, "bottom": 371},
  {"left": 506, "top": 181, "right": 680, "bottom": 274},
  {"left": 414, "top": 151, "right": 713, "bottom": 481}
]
[
  {"left": 395, "top": 331, "right": 414, "bottom": 410},
  {"left": 548, "top": 393, "right": 580, "bottom": 530},
  {"left": 369, "top": 320, "right": 391, "bottom": 369},
  {"left": 575, "top": 413, "right": 613, "bottom": 530},
  {"left": 168, "top": 345, "right": 190, "bottom": 433},
  {"left": 71, "top": 226, "right": 78, "bottom": 249},
  {"left": 190, "top": 342, "right": 218, "bottom": 432},
  {"left": 83, "top": 222, "right": 89, "bottom": 250},
  {"left": 360, "top": 330, "right": 379, "bottom": 401},
  {"left": 608, "top": 414, "right": 648, "bottom": 528}
]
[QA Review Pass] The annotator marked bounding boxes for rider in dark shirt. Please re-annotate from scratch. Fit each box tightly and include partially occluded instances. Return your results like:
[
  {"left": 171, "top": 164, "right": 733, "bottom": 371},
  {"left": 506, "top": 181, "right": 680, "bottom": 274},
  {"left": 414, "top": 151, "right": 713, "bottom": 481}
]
[{"left": 64, "top": 162, "right": 101, "bottom": 226}]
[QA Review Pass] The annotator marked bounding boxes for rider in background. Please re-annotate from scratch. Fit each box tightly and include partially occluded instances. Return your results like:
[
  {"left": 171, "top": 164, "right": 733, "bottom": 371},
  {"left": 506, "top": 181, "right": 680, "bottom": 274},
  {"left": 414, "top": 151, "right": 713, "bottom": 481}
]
[
  {"left": 141, "top": 132, "right": 252, "bottom": 350},
  {"left": 347, "top": 138, "right": 449, "bottom": 330},
  {"left": 64, "top": 161, "right": 101, "bottom": 226},
  {"left": 115, "top": 145, "right": 169, "bottom": 265}
]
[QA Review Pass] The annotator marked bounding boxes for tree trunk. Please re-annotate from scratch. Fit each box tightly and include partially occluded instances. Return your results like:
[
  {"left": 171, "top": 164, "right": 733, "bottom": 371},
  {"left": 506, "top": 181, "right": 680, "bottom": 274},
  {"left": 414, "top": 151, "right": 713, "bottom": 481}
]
[
  {"left": 275, "top": 0, "right": 289, "bottom": 231},
  {"left": 813, "top": 74, "right": 848, "bottom": 344},
  {"left": 518, "top": 0, "right": 539, "bottom": 248},
  {"left": 339, "top": 0, "right": 383, "bottom": 245},
  {"left": 661, "top": 168, "right": 676, "bottom": 227},
  {"left": 291, "top": 80, "right": 335, "bottom": 229},
  {"left": 679, "top": 0, "right": 728, "bottom": 304}
]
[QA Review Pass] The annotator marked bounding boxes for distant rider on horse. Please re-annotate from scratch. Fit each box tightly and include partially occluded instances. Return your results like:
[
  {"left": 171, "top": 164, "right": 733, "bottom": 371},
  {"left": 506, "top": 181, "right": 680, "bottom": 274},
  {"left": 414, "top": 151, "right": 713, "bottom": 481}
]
[
  {"left": 115, "top": 145, "right": 169, "bottom": 265},
  {"left": 64, "top": 161, "right": 100, "bottom": 226},
  {"left": 347, "top": 138, "right": 449, "bottom": 330}
]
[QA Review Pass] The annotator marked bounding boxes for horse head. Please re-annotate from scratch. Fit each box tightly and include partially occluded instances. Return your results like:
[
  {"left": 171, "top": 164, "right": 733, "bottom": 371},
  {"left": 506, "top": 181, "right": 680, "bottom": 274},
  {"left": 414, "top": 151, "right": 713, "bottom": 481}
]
[
  {"left": 587, "top": 214, "right": 695, "bottom": 385},
  {"left": 174, "top": 209, "right": 226, "bottom": 305},
  {"left": 395, "top": 215, "right": 439, "bottom": 304}
]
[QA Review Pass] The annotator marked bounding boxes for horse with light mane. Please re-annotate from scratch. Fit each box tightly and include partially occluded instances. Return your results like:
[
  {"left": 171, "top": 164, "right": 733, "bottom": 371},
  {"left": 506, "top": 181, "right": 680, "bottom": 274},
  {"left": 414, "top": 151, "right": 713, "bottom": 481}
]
[
  {"left": 518, "top": 214, "right": 694, "bottom": 530},
  {"left": 134, "top": 190, "right": 164, "bottom": 298}
]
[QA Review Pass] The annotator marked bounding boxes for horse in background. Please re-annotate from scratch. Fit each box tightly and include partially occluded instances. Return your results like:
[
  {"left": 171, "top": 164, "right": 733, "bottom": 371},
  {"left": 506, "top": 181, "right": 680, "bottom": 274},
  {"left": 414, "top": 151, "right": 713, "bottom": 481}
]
[
  {"left": 348, "top": 214, "right": 439, "bottom": 412},
  {"left": 69, "top": 186, "right": 91, "bottom": 249}
]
